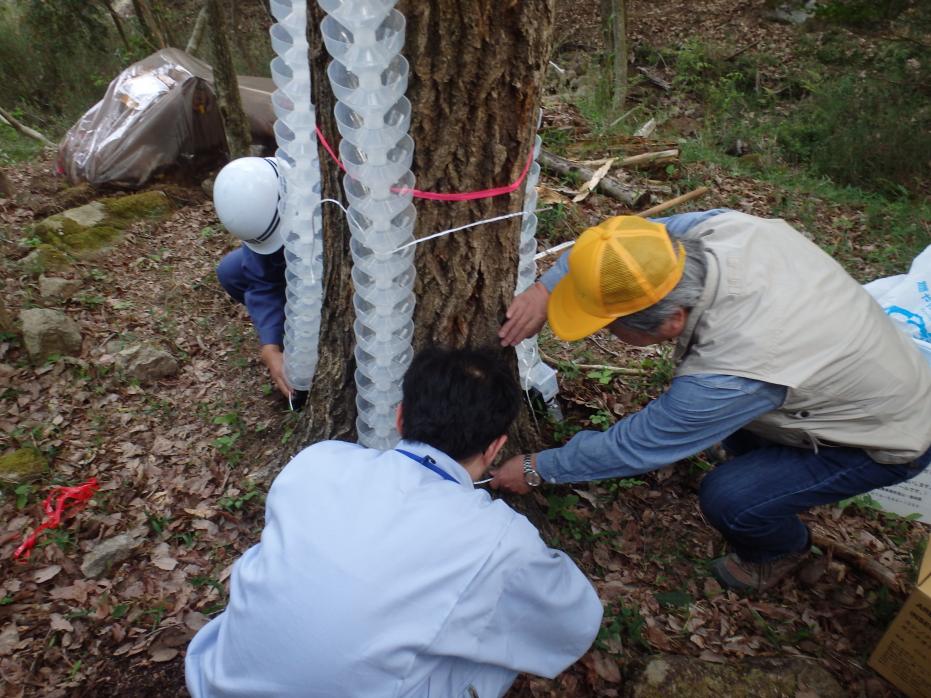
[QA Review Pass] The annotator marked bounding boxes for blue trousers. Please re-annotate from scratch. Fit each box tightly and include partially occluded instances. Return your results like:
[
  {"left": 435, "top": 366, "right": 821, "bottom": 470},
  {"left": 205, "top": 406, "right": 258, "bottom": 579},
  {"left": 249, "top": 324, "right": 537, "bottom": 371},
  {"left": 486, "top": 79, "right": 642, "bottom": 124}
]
[{"left": 699, "top": 431, "right": 931, "bottom": 562}]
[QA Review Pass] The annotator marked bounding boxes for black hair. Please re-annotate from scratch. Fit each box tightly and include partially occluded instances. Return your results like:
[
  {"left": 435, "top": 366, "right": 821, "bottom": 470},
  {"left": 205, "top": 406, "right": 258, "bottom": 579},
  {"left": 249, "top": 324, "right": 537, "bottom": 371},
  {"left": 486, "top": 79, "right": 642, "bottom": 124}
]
[{"left": 400, "top": 346, "right": 521, "bottom": 461}]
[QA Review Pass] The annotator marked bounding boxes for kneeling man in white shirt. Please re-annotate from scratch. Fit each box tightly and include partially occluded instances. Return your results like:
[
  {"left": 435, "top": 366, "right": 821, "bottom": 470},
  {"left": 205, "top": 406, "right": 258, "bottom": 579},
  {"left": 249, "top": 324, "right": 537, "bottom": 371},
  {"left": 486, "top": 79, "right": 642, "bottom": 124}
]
[{"left": 185, "top": 346, "right": 603, "bottom": 697}]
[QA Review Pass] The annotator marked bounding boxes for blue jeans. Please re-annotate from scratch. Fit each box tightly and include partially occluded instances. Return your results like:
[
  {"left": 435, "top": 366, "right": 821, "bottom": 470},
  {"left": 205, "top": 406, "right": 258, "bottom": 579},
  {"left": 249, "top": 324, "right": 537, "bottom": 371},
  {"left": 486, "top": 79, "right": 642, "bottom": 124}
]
[{"left": 699, "top": 432, "right": 931, "bottom": 563}]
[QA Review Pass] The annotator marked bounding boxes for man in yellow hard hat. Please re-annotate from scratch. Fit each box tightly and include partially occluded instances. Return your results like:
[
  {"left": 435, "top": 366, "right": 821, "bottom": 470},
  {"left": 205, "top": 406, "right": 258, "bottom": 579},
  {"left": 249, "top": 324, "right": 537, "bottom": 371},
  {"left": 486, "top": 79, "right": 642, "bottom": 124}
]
[{"left": 493, "top": 209, "right": 931, "bottom": 593}]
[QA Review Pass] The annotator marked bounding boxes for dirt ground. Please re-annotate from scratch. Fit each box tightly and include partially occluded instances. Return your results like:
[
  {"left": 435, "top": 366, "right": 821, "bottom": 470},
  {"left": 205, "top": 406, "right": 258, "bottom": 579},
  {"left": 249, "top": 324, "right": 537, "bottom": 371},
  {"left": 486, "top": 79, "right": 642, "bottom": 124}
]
[{"left": 1, "top": 1, "right": 928, "bottom": 696}]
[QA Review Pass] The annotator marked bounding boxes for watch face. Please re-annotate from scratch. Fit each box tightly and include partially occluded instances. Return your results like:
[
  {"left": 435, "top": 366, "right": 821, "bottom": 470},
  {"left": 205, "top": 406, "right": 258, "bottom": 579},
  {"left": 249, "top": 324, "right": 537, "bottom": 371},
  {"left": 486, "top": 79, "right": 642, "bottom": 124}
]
[{"left": 524, "top": 469, "right": 543, "bottom": 487}]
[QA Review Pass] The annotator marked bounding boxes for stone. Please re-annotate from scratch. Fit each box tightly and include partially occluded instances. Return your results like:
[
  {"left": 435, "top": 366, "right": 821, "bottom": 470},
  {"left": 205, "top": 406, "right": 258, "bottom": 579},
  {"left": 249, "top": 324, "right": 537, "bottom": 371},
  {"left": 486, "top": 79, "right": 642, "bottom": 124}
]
[
  {"left": 0, "top": 447, "right": 47, "bottom": 485},
  {"left": 80, "top": 533, "right": 145, "bottom": 578},
  {"left": 38, "top": 276, "right": 81, "bottom": 300},
  {"left": 116, "top": 344, "right": 179, "bottom": 384},
  {"left": 32, "top": 191, "right": 172, "bottom": 258},
  {"left": 765, "top": 0, "right": 819, "bottom": 25},
  {"left": 630, "top": 656, "right": 844, "bottom": 698},
  {"left": 0, "top": 170, "right": 12, "bottom": 199},
  {"left": 62, "top": 201, "right": 107, "bottom": 228},
  {"left": 19, "top": 308, "right": 82, "bottom": 361},
  {"left": 20, "top": 245, "right": 72, "bottom": 276}
]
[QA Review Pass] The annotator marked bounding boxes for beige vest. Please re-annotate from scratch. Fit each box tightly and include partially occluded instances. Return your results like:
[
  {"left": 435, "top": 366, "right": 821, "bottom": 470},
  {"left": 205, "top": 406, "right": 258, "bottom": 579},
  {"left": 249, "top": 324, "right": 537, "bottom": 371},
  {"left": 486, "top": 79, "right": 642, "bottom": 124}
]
[{"left": 675, "top": 212, "right": 931, "bottom": 464}]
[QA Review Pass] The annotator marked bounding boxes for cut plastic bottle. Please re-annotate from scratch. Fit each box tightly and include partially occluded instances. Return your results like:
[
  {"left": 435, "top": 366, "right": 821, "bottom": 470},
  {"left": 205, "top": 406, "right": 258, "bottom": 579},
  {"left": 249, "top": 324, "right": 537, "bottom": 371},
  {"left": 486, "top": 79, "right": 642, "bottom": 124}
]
[
  {"left": 318, "top": 0, "right": 417, "bottom": 449},
  {"left": 515, "top": 129, "right": 561, "bottom": 419},
  {"left": 271, "top": 0, "right": 325, "bottom": 397}
]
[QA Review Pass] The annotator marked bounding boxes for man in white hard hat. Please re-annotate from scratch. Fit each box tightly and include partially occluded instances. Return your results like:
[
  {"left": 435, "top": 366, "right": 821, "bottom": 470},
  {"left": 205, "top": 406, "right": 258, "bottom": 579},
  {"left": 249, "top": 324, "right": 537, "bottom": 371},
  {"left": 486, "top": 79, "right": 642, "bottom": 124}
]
[{"left": 214, "top": 157, "right": 291, "bottom": 399}]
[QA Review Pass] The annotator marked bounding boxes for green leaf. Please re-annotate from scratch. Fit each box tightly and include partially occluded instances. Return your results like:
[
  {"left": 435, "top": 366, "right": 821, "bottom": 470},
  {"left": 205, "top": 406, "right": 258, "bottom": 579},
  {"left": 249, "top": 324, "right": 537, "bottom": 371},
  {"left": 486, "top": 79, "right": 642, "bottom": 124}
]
[{"left": 656, "top": 590, "right": 693, "bottom": 608}]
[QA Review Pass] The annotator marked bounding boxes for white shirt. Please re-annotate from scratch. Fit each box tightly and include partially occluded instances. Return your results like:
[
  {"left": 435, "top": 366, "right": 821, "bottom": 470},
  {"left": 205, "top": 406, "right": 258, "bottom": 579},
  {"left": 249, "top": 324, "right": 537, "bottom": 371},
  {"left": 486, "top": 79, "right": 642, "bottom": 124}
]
[{"left": 185, "top": 440, "right": 603, "bottom": 697}]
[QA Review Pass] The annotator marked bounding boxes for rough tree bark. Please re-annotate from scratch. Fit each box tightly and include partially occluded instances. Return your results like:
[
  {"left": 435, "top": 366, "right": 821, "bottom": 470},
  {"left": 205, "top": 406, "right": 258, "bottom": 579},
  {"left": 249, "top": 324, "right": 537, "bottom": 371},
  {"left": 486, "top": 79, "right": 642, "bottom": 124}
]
[
  {"left": 206, "top": 0, "right": 252, "bottom": 158},
  {"left": 294, "top": 1, "right": 557, "bottom": 451},
  {"left": 131, "top": 0, "right": 169, "bottom": 49},
  {"left": 96, "top": 0, "right": 133, "bottom": 53},
  {"left": 600, "top": 0, "right": 628, "bottom": 109}
]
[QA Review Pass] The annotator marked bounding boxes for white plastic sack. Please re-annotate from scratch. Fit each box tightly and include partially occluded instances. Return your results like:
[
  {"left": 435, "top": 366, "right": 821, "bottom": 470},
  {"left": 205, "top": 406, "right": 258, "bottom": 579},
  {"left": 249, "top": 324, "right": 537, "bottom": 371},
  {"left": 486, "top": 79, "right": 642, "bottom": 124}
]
[
  {"left": 864, "top": 244, "right": 931, "bottom": 523},
  {"left": 863, "top": 244, "right": 931, "bottom": 366}
]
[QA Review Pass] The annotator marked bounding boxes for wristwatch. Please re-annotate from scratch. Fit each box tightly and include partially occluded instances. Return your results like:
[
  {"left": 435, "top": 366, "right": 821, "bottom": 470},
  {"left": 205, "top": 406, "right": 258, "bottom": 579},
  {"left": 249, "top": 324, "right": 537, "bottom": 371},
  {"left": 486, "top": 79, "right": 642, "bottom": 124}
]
[{"left": 522, "top": 454, "right": 542, "bottom": 487}]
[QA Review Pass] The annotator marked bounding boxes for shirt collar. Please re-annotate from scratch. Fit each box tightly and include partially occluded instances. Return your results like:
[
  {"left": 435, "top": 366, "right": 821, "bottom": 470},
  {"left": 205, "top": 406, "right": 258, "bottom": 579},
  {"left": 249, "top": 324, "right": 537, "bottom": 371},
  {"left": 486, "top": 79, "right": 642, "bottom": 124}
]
[
  {"left": 395, "top": 440, "right": 474, "bottom": 490},
  {"left": 674, "top": 248, "right": 719, "bottom": 363}
]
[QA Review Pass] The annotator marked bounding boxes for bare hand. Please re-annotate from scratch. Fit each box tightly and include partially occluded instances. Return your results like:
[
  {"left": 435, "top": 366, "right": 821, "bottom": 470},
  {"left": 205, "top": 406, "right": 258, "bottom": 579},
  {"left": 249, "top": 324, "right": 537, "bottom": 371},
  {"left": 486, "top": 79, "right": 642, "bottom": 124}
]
[
  {"left": 490, "top": 453, "right": 533, "bottom": 494},
  {"left": 260, "top": 344, "right": 292, "bottom": 399},
  {"left": 499, "top": 282, "right": 549, "bottom": 347}
]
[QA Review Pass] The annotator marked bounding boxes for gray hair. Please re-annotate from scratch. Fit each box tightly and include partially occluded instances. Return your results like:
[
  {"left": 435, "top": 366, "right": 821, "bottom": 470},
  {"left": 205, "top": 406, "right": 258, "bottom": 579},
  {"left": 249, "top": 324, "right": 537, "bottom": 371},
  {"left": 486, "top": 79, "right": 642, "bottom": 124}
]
[{"left": 613, "top": 237, "right": 707, "bottom": 333}]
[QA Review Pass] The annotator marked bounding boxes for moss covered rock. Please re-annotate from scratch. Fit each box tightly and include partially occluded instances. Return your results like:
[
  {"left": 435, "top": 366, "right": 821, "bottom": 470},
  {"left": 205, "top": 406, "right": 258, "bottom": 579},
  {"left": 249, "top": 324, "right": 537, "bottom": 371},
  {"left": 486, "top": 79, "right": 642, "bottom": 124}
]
[
  {"left": 31, "top": 191, "right": 172, "bottom": 258},
  {"left": 0, "top": 447, "right": 47, "bottom": 486},
  {"left": 20, "top": 244, "right": 73, "bottom": 276}
]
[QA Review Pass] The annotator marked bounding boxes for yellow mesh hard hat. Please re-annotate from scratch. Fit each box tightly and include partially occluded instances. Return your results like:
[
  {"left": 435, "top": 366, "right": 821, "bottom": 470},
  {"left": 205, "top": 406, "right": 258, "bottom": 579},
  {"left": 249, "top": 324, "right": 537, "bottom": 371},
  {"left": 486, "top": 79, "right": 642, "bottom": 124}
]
[{"left": 548, "top": 216, "right": 686, "bottom": 341}]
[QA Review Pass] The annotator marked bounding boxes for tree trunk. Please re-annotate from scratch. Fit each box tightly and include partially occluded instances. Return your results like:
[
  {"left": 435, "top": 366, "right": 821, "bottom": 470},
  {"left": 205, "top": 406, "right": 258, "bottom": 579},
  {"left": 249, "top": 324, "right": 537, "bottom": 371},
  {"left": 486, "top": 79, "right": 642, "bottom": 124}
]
[
  {"left": 132, "top": 0, "right": 169, "bottom": 49},
  {"left": 206, "top": 0, "right": 252, "bottom": 158},
  {"left": 96, "top": 0, "right": 133, "bottom": 53},
  {"left": 600, "top": 0, "right": 628, "bottom": 109},
  {"left": 295, "top": 0, "right": 557, "bottom": 452},
  {"left": 186, "top": 2, "right": 210, "bottom": 56}
]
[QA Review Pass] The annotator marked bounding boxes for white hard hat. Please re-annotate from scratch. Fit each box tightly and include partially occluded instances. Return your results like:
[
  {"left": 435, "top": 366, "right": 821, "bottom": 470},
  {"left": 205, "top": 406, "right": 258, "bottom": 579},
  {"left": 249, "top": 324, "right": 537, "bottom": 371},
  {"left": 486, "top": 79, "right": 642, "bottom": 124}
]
[{"left": 213, "top": 157, "right": 284, "bottom": 255}]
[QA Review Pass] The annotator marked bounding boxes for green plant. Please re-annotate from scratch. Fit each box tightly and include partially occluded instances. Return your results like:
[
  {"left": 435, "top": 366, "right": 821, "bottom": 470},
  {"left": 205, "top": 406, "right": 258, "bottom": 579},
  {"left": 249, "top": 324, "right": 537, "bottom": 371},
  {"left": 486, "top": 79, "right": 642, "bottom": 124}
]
[
  {"left": 212, "top": 412, "right": 245, "bottom": 465},
  {"left": 76, "top": 293, "right": 106, "bottom": 308},
  {"left": 14, "top": 483, "right": 34, "bottom": 509},
  {"left": 588, "top": 409, "right": 615, "bottom": 431},
  {"left": 536, "top": 204, "right": 568, "bottom": 243},
  {"left": 815, "top": 0, "right": 910, "bottom": 27},
  {"left": 655, "top": 590, "right": 693, "bottom": 609},
  {"left": 141, "top": 603, "right": 168, "bottom": 630},
  {"left": 218, "top": 483, "right": 264, "bottom": 512},
  {"left": 605, "top": 477, "right": 647, "bottom": 494},
  {"left": 146, "top": 511, "right": 170, "bottom": 536},
  {"left": 39, "top": 528, "right": 75, "bottom": 552},
  {"left": 597, "top": 601, "right": 647, "bottom": 653},
  {"left": 552, "top": 419, "right": 582, "bottom": 443},
  {"left": 775, "top": 66, "right": 931, "bottom": 193},
  {"left": 586, "top": 367, "right": 618, "bottom": 385}
]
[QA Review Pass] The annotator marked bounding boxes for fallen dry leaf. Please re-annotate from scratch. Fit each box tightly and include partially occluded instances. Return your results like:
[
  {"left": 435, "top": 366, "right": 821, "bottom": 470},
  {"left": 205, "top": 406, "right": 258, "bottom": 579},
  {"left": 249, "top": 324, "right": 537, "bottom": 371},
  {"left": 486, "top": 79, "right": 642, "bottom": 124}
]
[
  {"left": 149, "top": 647, "right": 180, "bottom": 663},
  {"left": 33, "top": 565, "right": 62, "bottom": 584}
]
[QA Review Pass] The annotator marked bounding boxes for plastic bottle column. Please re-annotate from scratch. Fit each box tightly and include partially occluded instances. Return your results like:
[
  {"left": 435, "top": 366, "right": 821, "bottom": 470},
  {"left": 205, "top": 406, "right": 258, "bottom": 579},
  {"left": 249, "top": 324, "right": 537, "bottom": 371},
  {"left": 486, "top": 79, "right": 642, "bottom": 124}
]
[
  {"left": 319, "top": 0, "right": 416, "bottom": 449},
  {"left": 270, "top": 0, "right": 325, "bottom": 392},
  {"left": 515, "top": 130, "right": 561, "bottom": 415}
]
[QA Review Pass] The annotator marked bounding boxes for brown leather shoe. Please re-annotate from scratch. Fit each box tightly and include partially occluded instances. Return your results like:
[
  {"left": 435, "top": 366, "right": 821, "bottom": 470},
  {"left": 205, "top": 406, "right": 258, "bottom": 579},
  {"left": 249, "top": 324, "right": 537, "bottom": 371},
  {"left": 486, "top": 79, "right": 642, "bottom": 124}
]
[{"left": 711, "top": 550, "right": 811, "bottom": 593}]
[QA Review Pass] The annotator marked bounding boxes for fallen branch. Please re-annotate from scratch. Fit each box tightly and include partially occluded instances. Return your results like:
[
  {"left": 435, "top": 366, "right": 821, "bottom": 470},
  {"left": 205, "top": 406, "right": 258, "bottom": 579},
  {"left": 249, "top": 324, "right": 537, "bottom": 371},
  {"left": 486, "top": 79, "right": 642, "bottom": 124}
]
[
  {"left": 636, "top": 67, "right": 671, "bottom": 91},
  {"left": 541, "top": 352, "right": 646, "bottom": 376},
  {"left": 618, "top": 149, "right": 679, "bottom": 168},
  {"left": 572, "top": 158, "right": 615, "bottom": 203},
  {"left": 577, "top": 149, "right": 679, "bottom": 170},
  {"left": 637, "top": 186, "right": 710, "bottom": 217},
  {"left": 811, "top": 531, "right": 904, "bottom": 593},
  {"left": 533, "top": 186, "right": 711, "bottom": 261},
  {"left": 0, "top": 107, "right": 54, "bottom": 148},
  {"left": 539, "top": 149, "right": 646, "bottom": 207}
]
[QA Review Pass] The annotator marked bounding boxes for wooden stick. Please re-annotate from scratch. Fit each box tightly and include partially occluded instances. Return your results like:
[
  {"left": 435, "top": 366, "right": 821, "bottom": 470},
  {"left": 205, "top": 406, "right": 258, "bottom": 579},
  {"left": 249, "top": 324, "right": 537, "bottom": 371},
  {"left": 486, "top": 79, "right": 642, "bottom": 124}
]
[
  {"left": 572, "top": 158, "right": 615, "bottom": 203},
  {"left": 637, "top": 186, "right": 710, "bottom": 217},
  {"left": 636, "top": 67, "right": 671, "bottom": 91},
  {"left": 539, "top": 149, "right": 646, "bottom": 207},
  {"left": 811, "top": 531, "right": 904, "bottom": 593},
  {"left": 578, "top": 150, "right": 679, "bottom": 170},
  {"left": 0, "top": 107, "right": 54, "bottom": 148},
  {"left": 541, "top": 353, "right": 646, "bottom": 376},
  {"left": 618, "top": 149, "right": 679, "bottom": 168}
]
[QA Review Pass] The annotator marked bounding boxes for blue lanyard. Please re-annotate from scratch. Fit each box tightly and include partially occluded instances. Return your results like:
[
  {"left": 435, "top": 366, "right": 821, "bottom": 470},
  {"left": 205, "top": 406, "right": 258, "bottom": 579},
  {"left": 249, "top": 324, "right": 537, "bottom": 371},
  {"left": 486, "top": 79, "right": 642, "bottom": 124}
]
[{"left": 395, "top": 449, "right": 459, "bottom": 484}]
